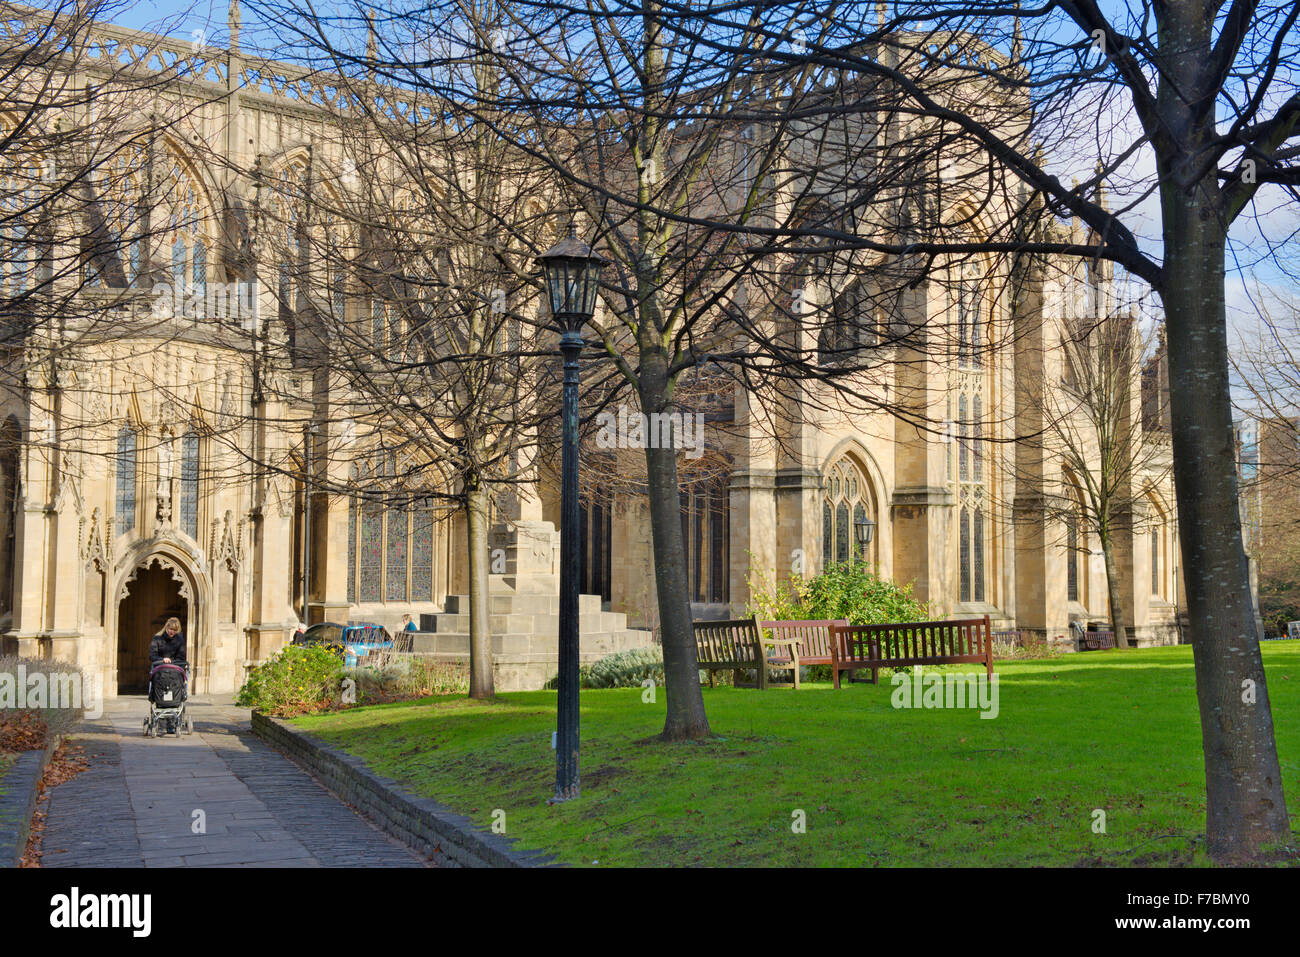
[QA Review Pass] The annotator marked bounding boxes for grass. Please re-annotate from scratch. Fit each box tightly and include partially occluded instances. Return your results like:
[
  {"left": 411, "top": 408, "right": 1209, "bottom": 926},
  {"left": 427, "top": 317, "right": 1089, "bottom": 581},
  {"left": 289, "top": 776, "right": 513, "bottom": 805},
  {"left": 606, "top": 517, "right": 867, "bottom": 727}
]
[{"left": 289, "top": 641, "right": 1300, "bottom": 866}]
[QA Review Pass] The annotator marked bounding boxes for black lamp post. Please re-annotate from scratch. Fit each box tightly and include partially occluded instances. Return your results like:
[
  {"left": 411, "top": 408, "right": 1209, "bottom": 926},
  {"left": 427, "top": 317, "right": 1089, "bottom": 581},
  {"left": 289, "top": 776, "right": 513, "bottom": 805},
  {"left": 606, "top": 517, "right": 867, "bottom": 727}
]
[
  {"left": 536, "top": 226, "right": 608, "bottom": 803},
  {"left": 854, "top": 514, "right": 876, "bottom": 563}
]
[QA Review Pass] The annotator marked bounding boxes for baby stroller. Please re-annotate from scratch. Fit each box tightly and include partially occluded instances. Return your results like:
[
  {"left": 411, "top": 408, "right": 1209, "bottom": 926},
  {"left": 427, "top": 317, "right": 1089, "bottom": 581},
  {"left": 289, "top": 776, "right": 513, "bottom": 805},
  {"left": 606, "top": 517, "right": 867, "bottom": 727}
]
[{"left": 144, "top": 661, "right": 194, "bottom": 737}]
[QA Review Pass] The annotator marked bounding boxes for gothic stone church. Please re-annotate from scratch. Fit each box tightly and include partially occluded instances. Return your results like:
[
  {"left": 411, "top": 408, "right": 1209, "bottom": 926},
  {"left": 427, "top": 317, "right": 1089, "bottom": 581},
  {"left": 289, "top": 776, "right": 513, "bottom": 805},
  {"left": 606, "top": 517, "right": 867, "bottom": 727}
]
[{"left": 0, "top": 11, "right": 1186, "bottom": 696}]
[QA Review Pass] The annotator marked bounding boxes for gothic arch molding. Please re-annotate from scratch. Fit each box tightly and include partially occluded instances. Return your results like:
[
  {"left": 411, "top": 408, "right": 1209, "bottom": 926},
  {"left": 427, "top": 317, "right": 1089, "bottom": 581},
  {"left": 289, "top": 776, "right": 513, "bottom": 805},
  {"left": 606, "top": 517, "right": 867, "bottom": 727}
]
[{"left": 110, "top": 536, "right": 213, "bottom": 692}]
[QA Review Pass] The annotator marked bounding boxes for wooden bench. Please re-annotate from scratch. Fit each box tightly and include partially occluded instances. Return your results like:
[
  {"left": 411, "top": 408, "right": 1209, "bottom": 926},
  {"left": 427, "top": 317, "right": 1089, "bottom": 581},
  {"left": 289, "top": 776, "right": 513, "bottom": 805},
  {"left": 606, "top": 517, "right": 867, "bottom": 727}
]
[
  {"left": 831, "top": 615, "right": 994, "bottom": 689},
  {"left": 692, "top": 617, "right": 811, "bottom": 690},
  {"left": 1080, "top": 630, "right": 1115, "bottom": 651},
  {"left": 756, "top": 619, "right": 848, "bottom": 689}
]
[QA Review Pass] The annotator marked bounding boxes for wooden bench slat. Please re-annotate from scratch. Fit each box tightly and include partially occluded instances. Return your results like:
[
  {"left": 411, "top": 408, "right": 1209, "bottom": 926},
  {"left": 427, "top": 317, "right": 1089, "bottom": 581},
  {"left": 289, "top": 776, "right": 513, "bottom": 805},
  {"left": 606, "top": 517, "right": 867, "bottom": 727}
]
[{"left": 831, "top": 615, "right": 994, "bottom": 688}]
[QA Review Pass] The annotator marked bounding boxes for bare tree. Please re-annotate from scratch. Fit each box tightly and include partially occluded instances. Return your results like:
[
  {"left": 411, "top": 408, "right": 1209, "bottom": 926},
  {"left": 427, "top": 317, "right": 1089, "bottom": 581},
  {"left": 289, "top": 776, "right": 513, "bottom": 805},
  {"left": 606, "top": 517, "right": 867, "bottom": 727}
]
[
  {"left": 649, "top": 0, "right": 1297, "bottom": 861},
  {"left": 1015, "top": 268, "right": 1171, "bottom": 648},
  {"left": 1232, "top": 289, "right": 1300, "bottom": 636}
]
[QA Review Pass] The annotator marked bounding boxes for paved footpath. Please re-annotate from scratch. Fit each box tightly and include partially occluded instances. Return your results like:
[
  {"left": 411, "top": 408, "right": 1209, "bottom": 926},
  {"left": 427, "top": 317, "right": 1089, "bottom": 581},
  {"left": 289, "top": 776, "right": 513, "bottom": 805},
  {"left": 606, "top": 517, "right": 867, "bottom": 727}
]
[{"left": 39, "top": 696, "right": 429, "bottom": 868}]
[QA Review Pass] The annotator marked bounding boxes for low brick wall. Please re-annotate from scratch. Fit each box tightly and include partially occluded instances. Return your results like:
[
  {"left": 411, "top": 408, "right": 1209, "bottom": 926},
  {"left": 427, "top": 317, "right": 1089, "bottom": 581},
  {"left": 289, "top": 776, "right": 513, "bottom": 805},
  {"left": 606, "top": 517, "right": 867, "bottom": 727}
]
[
  {"left": 0, "top": 735, "right": 61, "bottom": 867},
  {"left": 251, "top": 712, "right": 558, "bottom": 868}
]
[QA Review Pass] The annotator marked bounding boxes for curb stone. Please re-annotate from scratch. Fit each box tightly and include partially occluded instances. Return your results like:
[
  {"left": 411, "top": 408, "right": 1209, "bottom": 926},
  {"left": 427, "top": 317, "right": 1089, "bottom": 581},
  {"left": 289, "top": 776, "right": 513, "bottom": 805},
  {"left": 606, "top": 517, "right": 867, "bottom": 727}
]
[
  {"left": 0, "top": 734, "right": 63, "bottom": 867},
  {"left": 251, "top": 712, "right": 561, "bottom": 868}
]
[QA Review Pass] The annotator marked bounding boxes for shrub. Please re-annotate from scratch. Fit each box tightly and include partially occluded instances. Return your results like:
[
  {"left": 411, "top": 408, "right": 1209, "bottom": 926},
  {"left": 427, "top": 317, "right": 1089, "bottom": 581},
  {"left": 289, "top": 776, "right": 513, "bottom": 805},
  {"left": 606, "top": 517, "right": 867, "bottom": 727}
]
[
  {"left": 745, "top": 563, "right": 932, "bottom": 679},
  {"left": 236, "top": 644, "right": 345, "bottom": 716},
  {"left": 0, "top": 655, "right": 89, "bottom": 749},
  {"left": 992, "top": 631, "right": 1062, "bottom": 660},
  {"left": 344, "top": 656, "right": 469, "bottom": 703},
  {"left": 745, "top": 562, "right": 930, "bottom": 626},
  {"left": 546, "top": 646, "right": 720, "bottom": 689}
]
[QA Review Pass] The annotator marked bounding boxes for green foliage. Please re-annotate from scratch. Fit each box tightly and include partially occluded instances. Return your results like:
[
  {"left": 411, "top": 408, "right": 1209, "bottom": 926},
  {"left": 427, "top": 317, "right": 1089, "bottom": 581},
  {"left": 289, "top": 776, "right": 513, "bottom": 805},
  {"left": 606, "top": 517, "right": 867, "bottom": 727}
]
[
  {"left": 745, "top": 561, "right": 930, "bottom": 626},
  {"left": 236, "top": 644, "right": 345, "bottom": 715},
  {"left": 746, "top": 562, "right": 932, "bottom": 678},
  {"left": 1259, "top": 577, "right": 1300, "bottom": 638},
  {"left": 547, "top": 646, "right": 669, "bottom": 690},
  {"left": 345, "top": 657, "right": 469, "bottom": 703}
]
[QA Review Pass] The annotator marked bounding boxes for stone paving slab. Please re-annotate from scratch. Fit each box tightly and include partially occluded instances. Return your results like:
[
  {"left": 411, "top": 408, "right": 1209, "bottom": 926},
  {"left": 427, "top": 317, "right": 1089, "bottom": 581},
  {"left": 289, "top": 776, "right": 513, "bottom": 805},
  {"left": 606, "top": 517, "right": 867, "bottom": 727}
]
[{"left": 39, "top": 696, "right": 430, "bottom": 868}]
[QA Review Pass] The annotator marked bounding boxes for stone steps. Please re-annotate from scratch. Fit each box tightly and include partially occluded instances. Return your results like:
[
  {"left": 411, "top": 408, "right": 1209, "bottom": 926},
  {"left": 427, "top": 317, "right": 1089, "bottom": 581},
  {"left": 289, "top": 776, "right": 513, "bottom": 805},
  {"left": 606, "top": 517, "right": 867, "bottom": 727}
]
[{"left": 411, "top": 585, "right": 653, "bottom": 690}]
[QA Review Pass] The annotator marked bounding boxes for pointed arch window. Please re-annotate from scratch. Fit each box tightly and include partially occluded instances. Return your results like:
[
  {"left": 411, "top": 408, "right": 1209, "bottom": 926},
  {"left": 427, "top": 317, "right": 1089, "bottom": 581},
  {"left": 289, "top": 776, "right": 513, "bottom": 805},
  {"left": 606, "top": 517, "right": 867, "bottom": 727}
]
[
  {"left": 1150, "top": 525, "right": 1160, "bottom": 596},
  {"left": 372, "top": 299, "right": 388, "bottom": 350},
  {"left": 581, "top": 487, "right": 613, "bottom": 603},
  {"left": 0, "top": 147, "right": 48, "bottom": 298},
  {"left": 955, "top": 369, "right": 989, "bottom": 605},
  {"left": 411, "top": 498, "right": 435, "bottom": 602},
  {"left": 347, "top": 495, "right": 357, "bottom": 604},
  {"left": 959, "top": 507, "right": 971, "bottom": 602},
  {"left": 345, "top": 484, "right": 442, "bottom": 607},
  {"left": 679, "top": 475, "right": 730, "bottom": 604},
  {"left": 1066, "top": 511, "right": 1080, "bottom": 603},
  {"left": 386, "top": 502, "right": 409, "bottom": 602},
  {"left": 956, "top": 261, "right": 982, "bottom": 369},
  {"left": 179, "top": 431, "right": 200, "bottom": 540},
  {"left": 819, "top": 280, "right": 880, "bottom": 364},
  {"left": 358, "top": 499, "right": 383, "bottom": 602},
  {"left": 823, "top": 455, "right": 874, "bottom": 567},
  {"left": 115, "top": 427, "right": 137, "bottom": 533}
]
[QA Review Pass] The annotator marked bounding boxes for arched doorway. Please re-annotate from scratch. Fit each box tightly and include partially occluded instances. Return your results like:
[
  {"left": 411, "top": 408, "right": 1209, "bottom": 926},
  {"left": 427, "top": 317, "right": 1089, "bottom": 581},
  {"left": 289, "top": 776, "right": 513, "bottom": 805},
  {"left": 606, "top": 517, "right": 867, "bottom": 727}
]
[{"left": 116, "top": 557, "right": 190, "bottom": 694}]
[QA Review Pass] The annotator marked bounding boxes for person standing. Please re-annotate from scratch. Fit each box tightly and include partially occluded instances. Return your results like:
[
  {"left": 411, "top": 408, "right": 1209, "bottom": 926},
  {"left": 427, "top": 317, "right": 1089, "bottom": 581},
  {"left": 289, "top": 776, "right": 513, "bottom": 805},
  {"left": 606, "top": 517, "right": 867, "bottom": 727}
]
[{"left": 150, "top": 616, "right": 187, "bottom": 669}]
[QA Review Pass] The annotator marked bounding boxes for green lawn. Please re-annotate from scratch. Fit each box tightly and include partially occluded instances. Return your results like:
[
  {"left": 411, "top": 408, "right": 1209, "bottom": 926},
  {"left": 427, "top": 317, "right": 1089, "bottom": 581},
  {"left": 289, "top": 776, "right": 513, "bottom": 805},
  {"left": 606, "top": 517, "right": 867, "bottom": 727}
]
[{"left": 289, "top": 642, "right": 1300, "bottom": 866}]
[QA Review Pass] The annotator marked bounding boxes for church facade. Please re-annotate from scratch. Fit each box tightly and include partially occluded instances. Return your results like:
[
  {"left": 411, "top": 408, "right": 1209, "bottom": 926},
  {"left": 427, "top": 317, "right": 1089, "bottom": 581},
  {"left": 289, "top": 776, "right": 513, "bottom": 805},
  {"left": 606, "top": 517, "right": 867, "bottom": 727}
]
[{"left": 0, "top": 10, "right": 1185, "bottom": 697}]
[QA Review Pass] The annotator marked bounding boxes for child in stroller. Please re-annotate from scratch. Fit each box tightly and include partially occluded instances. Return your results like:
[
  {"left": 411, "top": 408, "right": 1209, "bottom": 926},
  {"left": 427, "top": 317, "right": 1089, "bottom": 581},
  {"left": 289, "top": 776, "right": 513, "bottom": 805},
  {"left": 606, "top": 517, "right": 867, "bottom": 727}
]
[{"left": 143, "top": 617, "right": 194, "bottom": 737}]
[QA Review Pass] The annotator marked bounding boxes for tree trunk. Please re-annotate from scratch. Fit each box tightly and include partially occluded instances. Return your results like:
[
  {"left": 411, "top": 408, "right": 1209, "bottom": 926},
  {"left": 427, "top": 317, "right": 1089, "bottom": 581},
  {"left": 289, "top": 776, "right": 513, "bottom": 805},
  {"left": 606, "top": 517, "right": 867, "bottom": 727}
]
[
  {"left": 639, "top": 365, "right": 711, "bottom": 741},
  {"left": 465, "top": 478, "right": 494, "bottom": 699},
  {"left": 1160, "top": 183, "right": 1291, "bottom": 862},
  {"left": 1098, "top": 531, "right": 1130, "bottom": 649}
]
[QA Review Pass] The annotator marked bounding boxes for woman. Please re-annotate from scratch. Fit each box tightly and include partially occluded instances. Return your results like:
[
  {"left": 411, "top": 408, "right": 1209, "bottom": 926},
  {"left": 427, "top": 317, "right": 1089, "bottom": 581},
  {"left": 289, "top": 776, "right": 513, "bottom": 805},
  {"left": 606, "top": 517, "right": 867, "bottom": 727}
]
[{"left": 149, "top": 616, "right": 187, "bottom": 669}]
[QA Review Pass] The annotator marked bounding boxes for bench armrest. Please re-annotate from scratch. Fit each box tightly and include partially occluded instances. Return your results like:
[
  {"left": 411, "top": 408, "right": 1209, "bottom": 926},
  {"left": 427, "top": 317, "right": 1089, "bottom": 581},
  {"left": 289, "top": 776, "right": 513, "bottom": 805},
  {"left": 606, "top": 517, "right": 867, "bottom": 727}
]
[{"left": 760, "top": 636, "right": 801, "bottom": 666}]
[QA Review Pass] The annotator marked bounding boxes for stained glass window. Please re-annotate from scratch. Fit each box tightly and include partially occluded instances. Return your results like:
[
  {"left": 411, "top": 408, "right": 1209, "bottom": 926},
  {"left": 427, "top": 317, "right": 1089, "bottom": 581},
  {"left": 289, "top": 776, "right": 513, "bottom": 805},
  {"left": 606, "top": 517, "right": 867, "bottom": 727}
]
[
  {"left": 0, "top": 152, "right": 42, "bottom": 297},
  {"left": 179, "top": 432, "right": 199, "bottom": 540},
  {"left": 973, "top": 395, "right": 983, "bottom": 482},
  {"left": 973, "top": 507, "right": 985, "bottom": 602},
  {"left": 709, "top": 482, "right": 728, "bottom": 603},
  {"left": 411, "top": 500, "right": 434, "bottom": 602},
  {"left": 279, "top": 262, "right": 292, "bottom": 324},
  {"left": 1066, "top": 513, "right": 1079, "bottom": 602},
  {"left": 678, "top": 476, "right": 730, "bottom": 604},
  {"left": 172, "top": 236, "right": 186, "bottom": 287},
  {"left": 347, "top": 497, "right": 357, "bottom": 604},
  {"left": 372, "top": 299, "right": 386, "bottom": 350},
  {"left": 386, "top": 504, "right": 408, "bottom": 601},
  {"left": 822, "top": 500, "right": 833, "bottom": 568},
  {"left": 835, "top": 502, "right": 850, "bottom": 564},
  {"left": 959, "top": 507, "right": 971, "bottom": 602},
  {"left": 958, "top": 394, "right": 969, "bottom": 480},
  {"left": 824, "top": 456, "right": 873, "bottom": 568},
  {"left": 358, "top": 501, "right": 382, "bottom": 602},
  {"left": 115, "top": 427, "right": 136, "bottom": 533},
  {"left": 1151, "top": 526, "right": 1160, "bottom": 596},
  {"left": 193, "top": 241, "right": 206, "bottom": 299},
  {"left": 958, "top": 262, "right": 981, "bottom": 368}
]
